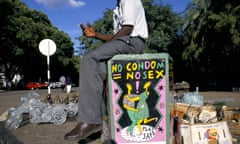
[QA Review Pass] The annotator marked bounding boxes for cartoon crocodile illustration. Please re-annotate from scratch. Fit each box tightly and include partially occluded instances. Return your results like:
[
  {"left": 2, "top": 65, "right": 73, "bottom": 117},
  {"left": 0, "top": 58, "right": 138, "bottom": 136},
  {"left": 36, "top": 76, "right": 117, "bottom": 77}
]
[{"left": 123, "top": 81, "right": 158, "bottom": 134}]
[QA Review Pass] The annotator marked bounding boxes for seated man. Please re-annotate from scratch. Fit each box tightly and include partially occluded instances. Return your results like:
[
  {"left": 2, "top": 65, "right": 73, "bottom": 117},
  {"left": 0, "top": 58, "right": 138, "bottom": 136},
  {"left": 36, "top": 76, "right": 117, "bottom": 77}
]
[{"left": 64, "top": 0, "right": 148, "bottom": 141}]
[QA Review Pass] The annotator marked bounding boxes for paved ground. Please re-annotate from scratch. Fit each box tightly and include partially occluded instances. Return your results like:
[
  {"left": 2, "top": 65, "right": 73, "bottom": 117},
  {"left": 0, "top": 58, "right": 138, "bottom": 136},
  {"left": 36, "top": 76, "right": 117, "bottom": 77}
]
[
  {"left": 0, "top": 88, "right": 239, "bottom": 144},
  {"left": 0, "top": 88, "right": 102, "bottom": 144}
]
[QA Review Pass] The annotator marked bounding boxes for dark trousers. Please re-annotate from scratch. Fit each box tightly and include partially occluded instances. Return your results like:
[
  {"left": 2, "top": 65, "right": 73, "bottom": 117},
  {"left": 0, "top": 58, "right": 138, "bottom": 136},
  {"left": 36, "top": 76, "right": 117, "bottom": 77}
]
[{"left": 77, "top": 36, "right": 145, "bottom": 124}]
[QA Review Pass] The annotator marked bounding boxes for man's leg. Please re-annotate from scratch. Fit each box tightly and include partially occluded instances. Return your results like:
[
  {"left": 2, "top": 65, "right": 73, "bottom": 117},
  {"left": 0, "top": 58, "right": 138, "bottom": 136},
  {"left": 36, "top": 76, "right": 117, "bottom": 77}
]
[
  {"left": 77, "top": 37, "right": 143, "bottom": 124},
  {"left": 64, "top": 37, "right": 144, "bottom": 141},
  {"left": 77, "top": 54, "right": 106, "bottom": 124}
]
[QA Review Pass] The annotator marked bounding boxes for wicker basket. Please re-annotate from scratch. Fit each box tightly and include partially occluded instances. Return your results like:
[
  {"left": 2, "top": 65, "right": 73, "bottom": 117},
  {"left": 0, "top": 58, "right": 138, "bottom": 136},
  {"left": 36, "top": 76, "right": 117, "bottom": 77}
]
[
  {"left": 222, "top": 107, "right": 240, "bottom": 135},
  {"left": 222, "top": 108, "right": 240, "bottom": 121},
  {"left": 228, "top": 121, "right": 240, "bottom": 135}
]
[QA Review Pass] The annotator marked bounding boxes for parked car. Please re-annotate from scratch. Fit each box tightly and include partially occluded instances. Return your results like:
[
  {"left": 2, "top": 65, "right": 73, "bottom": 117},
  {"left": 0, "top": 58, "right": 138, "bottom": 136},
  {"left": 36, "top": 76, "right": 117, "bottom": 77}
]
[
  {"left": 49, "top": 81, "right": 62, "bottom": 89},
  {"left": 25, "top": 82, "right": 48, "bottom": 90}
]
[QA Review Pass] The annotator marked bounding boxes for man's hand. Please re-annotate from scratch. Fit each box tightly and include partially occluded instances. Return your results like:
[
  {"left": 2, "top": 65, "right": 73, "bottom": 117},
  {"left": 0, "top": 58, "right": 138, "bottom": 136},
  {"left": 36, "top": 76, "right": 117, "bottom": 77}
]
[
  {"left": 79, "top": 23, "right": 86, "bottom": 30},
  {"left": 79, "top": 22, "right": 96, "bottom": 38}
]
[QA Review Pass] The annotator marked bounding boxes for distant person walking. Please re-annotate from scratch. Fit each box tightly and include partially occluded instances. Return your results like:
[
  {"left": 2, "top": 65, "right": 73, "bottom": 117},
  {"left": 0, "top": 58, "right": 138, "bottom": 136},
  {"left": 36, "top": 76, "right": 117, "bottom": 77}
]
[
  {"left": 66, "top": 76, "right": 72, "bottom": 94},
  {"left": 59, "top": 75, "right": 66, "bottom": 92}
]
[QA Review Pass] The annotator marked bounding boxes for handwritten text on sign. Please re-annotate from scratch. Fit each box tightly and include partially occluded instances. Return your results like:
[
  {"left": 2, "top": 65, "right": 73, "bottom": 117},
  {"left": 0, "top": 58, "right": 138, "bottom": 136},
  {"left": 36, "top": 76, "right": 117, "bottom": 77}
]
[{"left": 111, "top": 60, "right": 165, "bottom": 81}]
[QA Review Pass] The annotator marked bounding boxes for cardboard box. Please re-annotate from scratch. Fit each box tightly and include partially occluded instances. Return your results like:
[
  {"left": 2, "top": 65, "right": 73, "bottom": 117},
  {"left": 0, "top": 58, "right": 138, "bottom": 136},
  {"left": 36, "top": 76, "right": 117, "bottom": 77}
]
[{"left": 180, "top": 121, "right": 232, "bottom": 144}]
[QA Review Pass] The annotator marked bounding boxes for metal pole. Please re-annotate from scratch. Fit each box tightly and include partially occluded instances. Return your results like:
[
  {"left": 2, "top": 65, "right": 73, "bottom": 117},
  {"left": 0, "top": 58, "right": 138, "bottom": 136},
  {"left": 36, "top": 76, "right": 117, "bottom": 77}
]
[
  {"left": 39, "top": 39, "right": 56, "bottom": 104},
  {"left": 46, "top": 43, "right": 52, "bottom": 104}
]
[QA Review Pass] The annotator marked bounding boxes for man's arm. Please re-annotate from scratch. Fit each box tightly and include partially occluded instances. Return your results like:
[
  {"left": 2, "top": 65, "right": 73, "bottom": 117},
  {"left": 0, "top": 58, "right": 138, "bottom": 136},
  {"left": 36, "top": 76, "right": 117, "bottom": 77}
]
[
  {"left": 111, "top": 25, "right": 133, "bottom": 41},
  {"left": 80, "top": 22, "right": 133, "bottom": 42}
]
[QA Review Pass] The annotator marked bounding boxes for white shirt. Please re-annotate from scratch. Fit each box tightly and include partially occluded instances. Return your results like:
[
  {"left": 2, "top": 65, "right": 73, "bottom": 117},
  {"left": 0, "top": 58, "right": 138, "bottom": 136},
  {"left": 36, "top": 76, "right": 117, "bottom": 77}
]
[{"left": 113, "top": 0, "right": 148, "bottom": 39}]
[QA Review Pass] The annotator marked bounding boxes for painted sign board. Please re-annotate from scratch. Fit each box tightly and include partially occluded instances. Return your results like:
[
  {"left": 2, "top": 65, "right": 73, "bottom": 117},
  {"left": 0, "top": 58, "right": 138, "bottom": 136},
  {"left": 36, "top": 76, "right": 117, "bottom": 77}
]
[{"left": 107, "top": 53, "right": 171, "bottom": 144}]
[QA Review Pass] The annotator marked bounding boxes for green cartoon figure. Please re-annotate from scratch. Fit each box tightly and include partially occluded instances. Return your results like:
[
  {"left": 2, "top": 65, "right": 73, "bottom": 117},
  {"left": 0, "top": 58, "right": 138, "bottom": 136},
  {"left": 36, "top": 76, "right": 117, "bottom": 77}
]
[{"left": 123, "top": 81, "right": 158, "bottom": 134}]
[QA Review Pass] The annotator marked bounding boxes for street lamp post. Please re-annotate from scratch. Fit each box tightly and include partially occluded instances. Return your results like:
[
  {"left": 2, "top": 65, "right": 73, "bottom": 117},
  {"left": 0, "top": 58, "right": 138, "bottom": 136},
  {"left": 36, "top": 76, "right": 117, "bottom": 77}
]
[{"left": 39, "top": 39, "right": 56, "bottom": 103}]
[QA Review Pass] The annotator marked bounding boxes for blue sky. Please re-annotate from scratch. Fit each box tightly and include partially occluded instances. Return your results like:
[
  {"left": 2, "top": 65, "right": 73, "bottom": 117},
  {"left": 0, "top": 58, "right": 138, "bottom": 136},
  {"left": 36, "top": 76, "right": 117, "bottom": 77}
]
[{"left": 22, "top": 0, "right": 191, "bottom": 49}]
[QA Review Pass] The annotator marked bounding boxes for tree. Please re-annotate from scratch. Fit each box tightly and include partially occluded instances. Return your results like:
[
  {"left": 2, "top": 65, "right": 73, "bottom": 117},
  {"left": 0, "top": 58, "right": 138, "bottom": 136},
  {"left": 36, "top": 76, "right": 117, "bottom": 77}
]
[
  {"left": 143, "top": 0, "right": 182, "bottom": 53},
  {"left": 182, "top": 0, "right": 240, "bottom": 89},
  {"left": 78, "top": 0, "right": 182, "bottom": 54},
  {"left": 78, "top": 9, "right": 113, "bottom": 51},
  {"left": 0, "top": 0, "right": 76, "bottom": 86}
]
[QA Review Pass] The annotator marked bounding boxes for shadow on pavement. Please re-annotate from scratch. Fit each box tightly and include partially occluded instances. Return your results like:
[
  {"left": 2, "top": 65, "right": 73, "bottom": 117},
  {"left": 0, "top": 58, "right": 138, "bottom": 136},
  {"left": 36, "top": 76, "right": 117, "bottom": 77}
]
[
  {"left": 0, "top": 121, "right": 23, "bottom": 144},
  {"left": 78, "top": 132, "right": 101, "bottom": 144},
  {"left": 77, "top": 131, "right": 116, "bottom": 144}
]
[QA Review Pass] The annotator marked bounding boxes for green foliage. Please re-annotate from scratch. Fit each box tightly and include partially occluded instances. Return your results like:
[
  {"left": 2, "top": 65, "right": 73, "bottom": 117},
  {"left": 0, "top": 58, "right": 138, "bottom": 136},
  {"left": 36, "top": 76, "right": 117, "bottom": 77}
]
[
  {"left": 78, "top": 0, "right": 182, "bottom": 54},
  {"left": 0, "top": 0, "right": 77, "bottom": 84},
  {"left": 181, "top": 0, "right": 240, "bottom": 89},
  {"left": 144, "top": 1, "right": 182, "bottom": 53},
  {"left": 79, "top": 9, "right": 113, "bottom": 51},
  {"left": 2, "top": 0, "right": 240, "bottom": 90}
]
